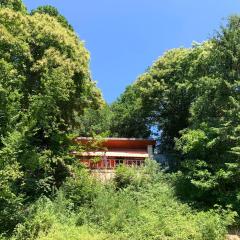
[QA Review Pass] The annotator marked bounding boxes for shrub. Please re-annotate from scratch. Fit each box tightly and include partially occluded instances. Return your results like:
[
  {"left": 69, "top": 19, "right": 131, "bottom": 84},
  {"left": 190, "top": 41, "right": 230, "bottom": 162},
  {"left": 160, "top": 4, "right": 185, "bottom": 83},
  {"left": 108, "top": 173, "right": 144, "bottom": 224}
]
[
  {"left": 60, "top": 165, "right": 101, "bottom": 210},
  {"left": 12, "top": 198, "right": 57, "bottom": 240},
  {"left": 114, "top": 159, "right": 158, "bottom": 189},
  {"left": 10, "top": 164, "right": 236, "bottom": 240}
]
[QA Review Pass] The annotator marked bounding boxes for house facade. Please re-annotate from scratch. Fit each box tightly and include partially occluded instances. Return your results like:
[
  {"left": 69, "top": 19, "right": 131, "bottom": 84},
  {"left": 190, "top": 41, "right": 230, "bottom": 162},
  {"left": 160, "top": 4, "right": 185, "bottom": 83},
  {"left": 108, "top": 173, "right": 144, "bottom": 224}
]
[{"left": 74, "top": 137, "right": 156, "bottom": 169}]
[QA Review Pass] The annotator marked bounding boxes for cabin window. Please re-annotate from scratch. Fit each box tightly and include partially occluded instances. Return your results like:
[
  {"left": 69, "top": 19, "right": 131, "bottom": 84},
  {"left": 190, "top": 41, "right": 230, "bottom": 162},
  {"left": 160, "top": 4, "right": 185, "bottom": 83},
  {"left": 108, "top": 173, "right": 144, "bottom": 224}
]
[
  {"left": 136, "top": 160, "right": 141, "bottom": 166},
  {"left": 116, "top": 158, "right": 124, "bottom": 166}
]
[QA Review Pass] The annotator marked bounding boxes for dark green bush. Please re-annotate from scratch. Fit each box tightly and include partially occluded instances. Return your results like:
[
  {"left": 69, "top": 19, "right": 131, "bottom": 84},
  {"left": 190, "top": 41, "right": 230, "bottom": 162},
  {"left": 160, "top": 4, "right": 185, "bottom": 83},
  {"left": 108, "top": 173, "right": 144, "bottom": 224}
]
[{"left": 60, "top": 165, "right": 101, "bottom": 210}]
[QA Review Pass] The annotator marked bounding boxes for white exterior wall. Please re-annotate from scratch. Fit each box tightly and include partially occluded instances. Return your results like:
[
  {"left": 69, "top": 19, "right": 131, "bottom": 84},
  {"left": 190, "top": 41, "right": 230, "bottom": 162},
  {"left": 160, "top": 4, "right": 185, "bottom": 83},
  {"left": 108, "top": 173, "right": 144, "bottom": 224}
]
[{"left": 147, "top": 145, "right": 154, "bottom": 159}]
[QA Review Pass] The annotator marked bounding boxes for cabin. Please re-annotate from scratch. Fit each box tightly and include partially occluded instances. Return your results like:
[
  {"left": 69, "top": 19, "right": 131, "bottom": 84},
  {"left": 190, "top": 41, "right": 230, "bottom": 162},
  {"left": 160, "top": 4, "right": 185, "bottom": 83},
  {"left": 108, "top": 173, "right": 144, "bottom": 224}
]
[{"left": 73, "top": 137, "right": 156, "bottom": 169}]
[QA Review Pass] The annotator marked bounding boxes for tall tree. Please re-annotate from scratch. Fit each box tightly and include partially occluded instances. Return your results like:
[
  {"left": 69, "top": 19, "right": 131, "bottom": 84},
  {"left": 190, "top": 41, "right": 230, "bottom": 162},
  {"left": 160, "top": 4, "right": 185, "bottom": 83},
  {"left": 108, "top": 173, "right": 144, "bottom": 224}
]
[
  {"left": 0, "top": 0, "right": 27, "bottom": 13},
  {"left": 111, "top": 85, "right": 151, "bottom": 138},
  {"left": 31, "top": 5, "right": 74, "bottom": 31},
  {"left": 0, "top": 1, "right": 103, "bottom": 233},
  {"left": 111, "top": 43, "right": 212, "bottom": 152},
  {"left": 175, "top": 16, "right": 240, "bottom": 208}
]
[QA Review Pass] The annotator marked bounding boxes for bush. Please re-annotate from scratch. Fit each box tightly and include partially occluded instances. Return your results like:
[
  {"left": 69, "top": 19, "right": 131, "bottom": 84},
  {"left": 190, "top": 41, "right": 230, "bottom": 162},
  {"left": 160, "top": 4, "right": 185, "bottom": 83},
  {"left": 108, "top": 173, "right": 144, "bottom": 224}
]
[
  {"left": 35, "top": 225, "right": 110, "bottom": 240},
  {"left": 11, "top": 196, "right": 111, "bottom": 240},
  {"left": 60, "top": 165, "right": 101, "bottom": 210},
  {"left": 12, "top": 198, "right": 58, "bottom": 240},
  {"left": 9, "top": 164, "right": 236, "bottom": 240},
  {"left": 114, "top": 159, "right": 158, "bottom": 189},
  {"left": 114, "top": 164, "right": 141, "bottom": 189}
]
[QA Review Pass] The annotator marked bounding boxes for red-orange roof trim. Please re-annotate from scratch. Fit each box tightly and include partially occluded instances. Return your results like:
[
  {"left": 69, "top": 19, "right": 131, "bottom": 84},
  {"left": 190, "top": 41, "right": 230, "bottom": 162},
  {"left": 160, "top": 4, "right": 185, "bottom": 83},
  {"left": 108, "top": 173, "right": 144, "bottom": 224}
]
[{"left": 74, "top": 137, "right": 156, "bottom": 149}]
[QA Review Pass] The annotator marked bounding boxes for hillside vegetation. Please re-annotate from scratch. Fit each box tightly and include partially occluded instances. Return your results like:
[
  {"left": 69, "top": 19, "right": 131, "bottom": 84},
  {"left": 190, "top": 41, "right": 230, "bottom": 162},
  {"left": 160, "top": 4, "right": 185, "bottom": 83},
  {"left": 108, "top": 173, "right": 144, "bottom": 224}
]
[
  {"left": 110, "top": 16, "right": 240, "bottom": 214},
  {"left": 5, "top": 162, "right": 236, "bottom": 240},
  {"left": 0, "top": 1, "right": 240, "bottom": 239}
]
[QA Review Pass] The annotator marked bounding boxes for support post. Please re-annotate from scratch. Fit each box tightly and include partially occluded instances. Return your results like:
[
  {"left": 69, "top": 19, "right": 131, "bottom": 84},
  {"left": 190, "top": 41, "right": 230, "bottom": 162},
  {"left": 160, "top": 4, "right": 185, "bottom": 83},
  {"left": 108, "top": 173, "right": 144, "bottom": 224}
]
[{"left": 147, "top": 145, "right": 153, "bottom": 159}]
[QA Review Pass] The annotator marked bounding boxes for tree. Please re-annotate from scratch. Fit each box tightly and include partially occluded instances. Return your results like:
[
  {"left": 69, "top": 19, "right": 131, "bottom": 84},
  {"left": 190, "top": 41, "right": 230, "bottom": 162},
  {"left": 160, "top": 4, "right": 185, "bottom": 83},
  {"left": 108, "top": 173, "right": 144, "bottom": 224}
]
[
  {"left": 111, "top": 85, "right": 151, "bottom": 138},
  {"left": 0, "top": 1, "right": 103, "bottom": 233},
  {"left": 77, "top": 104, "right": 113, "bottom": 137},
  {"left": 111, "top": 43, "right": 212, "bottom": 151},
  {"left": 175, "top": 16, "right": 240, "bottom": 209},
  {"left": 0, "top": 0, "right": 27, "bottom": 13},
  {"left": 110, "top": 15, "right": 240, "bottom": 211},
  {"left": 31, "top": 5, "right": 74, "bottom": 31}
]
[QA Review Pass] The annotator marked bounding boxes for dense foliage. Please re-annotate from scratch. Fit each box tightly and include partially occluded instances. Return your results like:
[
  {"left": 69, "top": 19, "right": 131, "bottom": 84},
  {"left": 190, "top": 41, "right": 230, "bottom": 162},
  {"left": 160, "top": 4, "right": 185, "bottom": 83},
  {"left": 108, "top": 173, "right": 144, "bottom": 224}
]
[
  {"left": 31, "top": 5, "right": 74, "bottom": 31},
  {"left": 0, "top": 1, "right": 103, "bottom": 234},
  {"left": 6, "top": 162, "right": 236, "bottom": 240},
  {"left": 175, "top": 16, "right": 240, "bottom": 210},
  {"left": 1, "top": 1, "right": 240, "bottom": 239},
  {"left": 76, "top": 104, "right": 113, "bottom": 137},
  {"left": 111, "top": 16, "right": 240, "bottom": 214},
  {"left": 111, "top": 43, "right": 212, "bottom": 150}
]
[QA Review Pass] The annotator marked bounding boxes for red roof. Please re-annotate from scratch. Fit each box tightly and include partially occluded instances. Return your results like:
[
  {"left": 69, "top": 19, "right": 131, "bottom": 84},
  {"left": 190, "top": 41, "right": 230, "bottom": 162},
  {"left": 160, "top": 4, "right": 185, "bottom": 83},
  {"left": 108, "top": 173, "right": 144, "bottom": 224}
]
[
  {"left": 75, "top": 137, "right": 156, "bottom": 149},
  {"left": 73, "top": 137, "right": 155, "bottom": 160}
]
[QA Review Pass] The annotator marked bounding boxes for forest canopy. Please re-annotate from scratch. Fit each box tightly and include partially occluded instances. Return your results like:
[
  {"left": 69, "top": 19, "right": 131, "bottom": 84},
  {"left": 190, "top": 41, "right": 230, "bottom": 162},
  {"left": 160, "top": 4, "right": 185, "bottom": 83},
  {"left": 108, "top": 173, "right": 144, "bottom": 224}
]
[
  {"left": 1, "top": 1, "right": 240, "bottom": 239},
  {"left": 0, "top": 0, "right": 103, "bottom": 234},
  {"left": 111, "top": 15, "right": 240, "bottom": 213}
]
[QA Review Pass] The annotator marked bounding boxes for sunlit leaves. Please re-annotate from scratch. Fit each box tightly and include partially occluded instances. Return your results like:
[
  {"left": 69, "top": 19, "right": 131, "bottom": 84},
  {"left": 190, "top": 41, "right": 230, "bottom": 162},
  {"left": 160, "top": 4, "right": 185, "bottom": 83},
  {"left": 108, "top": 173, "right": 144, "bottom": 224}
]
[{"left": 0, "top": 1, "right": 103, "bottom": 233}]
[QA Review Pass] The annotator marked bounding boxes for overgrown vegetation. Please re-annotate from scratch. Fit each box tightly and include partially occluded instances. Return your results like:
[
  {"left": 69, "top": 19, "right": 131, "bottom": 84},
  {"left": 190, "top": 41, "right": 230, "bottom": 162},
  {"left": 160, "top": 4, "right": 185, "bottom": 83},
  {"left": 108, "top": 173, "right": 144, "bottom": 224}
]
[
  {"left": 4, "top": 161, "right": 236, "bottom": 240},
  {"left": 111, "top": 16, "right": 240, "bottom": 216},
  {"left": 1, "top": 1, "right": 240, "bottom": 239}
]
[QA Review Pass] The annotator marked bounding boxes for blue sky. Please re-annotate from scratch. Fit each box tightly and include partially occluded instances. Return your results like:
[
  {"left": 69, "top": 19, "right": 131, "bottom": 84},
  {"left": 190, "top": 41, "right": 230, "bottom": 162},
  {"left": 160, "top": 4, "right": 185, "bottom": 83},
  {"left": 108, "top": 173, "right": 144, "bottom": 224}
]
[{"left": 23, "top": 0, "right": 240, "bottom": 103}]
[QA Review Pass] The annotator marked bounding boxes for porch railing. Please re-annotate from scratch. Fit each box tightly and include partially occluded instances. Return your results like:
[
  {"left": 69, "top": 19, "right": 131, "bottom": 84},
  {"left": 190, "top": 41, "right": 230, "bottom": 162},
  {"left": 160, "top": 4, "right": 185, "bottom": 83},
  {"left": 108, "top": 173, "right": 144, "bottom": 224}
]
[{"left": 81, "top": 158, "right": 145, "bottom": 169}]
